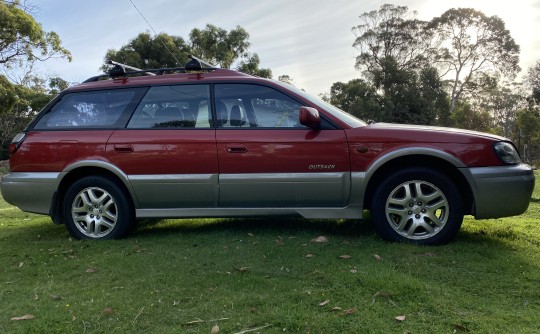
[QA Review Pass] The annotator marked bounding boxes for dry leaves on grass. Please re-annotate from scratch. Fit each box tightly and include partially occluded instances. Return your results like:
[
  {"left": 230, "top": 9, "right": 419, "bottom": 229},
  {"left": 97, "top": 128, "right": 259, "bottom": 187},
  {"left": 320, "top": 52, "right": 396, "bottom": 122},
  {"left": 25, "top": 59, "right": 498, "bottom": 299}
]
[
  {"left": 343, "top": 308, "right": 357, "bottom": 315},
  {"left": 310, "top": 236, "right": 328, "bottom": 243},
  {"left": 318, "top": 300, "right": 330, "bottom": 307},
  {"left": 11, "top": 314, "right": 35, "bottom": 321},
  {"left": 184, "top": 318, "right": 230, "bottom": 326},
  {"left": 85, "top": 267, "right": 97, "bottom": 273},
  {"left": 103, "top": 307, "right": 114, "bottom": 315},
  {"left": 395, "top": 315, "right": 406, "bottom": 322},
  {"left": 50, "top": 294, "right": 63, "bottom": 301}
]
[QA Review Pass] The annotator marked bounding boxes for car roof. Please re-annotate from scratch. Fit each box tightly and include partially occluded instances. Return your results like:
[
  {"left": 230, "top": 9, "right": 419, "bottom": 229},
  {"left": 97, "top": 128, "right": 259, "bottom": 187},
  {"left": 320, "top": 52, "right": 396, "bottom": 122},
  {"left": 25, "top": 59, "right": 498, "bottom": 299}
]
[{"left": 69, "top": 69, "right": 257, "bottom": 92}]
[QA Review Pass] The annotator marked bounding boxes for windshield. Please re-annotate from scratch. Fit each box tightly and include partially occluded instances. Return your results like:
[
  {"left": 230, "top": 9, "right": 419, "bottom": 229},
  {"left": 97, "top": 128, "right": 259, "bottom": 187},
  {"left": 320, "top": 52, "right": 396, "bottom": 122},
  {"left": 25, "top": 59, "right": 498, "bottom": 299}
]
[{"left": 273, "top": 81, "right": 367, "bottom": 128}]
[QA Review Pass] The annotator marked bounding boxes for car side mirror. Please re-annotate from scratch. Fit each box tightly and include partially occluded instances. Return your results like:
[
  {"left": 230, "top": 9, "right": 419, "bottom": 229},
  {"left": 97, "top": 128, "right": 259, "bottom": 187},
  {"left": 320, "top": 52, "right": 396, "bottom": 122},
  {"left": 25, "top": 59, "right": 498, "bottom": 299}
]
[{"left": 299, "top": 107, "right": 320, "bottom": 130}]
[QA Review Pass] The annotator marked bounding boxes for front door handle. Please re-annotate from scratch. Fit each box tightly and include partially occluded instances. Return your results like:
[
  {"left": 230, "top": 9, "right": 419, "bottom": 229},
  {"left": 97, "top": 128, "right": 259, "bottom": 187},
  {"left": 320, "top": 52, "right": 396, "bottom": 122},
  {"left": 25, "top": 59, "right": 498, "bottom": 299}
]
[
  {"left": 226, "top": 145, "right": 247, "bottom": 153},
  {"left": 114, "top": 144, "right": 134, "bottom": 153}
]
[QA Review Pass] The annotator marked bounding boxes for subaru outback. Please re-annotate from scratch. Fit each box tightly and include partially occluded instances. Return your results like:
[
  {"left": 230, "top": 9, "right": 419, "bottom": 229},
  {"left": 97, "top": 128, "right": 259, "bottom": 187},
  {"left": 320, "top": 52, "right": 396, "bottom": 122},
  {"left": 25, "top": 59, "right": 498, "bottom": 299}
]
[{"left": 1, "top": 56, "right": 535, "bottom": 244}]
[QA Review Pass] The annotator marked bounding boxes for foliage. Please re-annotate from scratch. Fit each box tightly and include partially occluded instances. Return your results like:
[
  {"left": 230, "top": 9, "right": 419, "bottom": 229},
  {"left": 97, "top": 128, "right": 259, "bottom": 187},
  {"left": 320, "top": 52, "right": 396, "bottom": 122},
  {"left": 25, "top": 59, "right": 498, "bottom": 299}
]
[
  {"left": 102, "top": 32, "right": 190, "bottom": 71},
  {"left": 0, "top": 0, "right": 71, "bottom": 66},
  {"left": 189, "top": 24, "right": 250, "bottom": 68},
  {"left": 236, "top": 53, "right": 272, "bottom": 78},
  {"left": 0, "top": 74, "right": 61, "bottom": 159},
  {"left": 428, "top": 8, "right": 520, "bottom": 111},
  {"left": 449, "top": 100, "right": 492, "bottom": 133},
  {"left": 343, "top": 4, "right": 522, "bottom": 131},
  {"left": 352, "top": 4, "right": 432, "bottom": 74},
  {"left": 1, "top": 173, "right": 539, "bottom": 332},
  {"left": 514, "top": 107, "right": 540, "bottom": 164},
  {"left": 278, "top": 75, "right": 294, "bottom": 85},
  {"left": 328, "top": 78, "right": 384, "bottom": 123},
  {"left": 102, "top": 25, "right": 270, "bottom": 76},
  {"left": 328, "top": 59, "right": 449, "bottom": 125},
  {"left": 525, "top": 60, "right": 540, "bottom": 103}
]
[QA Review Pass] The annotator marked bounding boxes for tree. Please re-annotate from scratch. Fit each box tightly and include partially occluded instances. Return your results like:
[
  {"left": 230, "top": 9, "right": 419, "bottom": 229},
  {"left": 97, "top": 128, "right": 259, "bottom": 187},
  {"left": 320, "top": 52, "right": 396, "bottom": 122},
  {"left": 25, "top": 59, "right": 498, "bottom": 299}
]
[
  {"left": 524, "top": 60, "right": 540, "bottom": 103},
  {"left": 236, "top": 53, "right": 272, "bottom": 78},
  {"left": 514, "top": 107, "right": 540, "bottom": 163},
  {"left": 0, "top": 0, "right": 71, "bottom": 66},
  {"left": 189, "top": 24, "right": 250, "bottom": 68},
  {"left": 372, "top": 58, "right": 448, "bottom": 125},
  {"left": 473, "top": 82, "right": 525, "bottom": 138},
  {"left": 278, "top": 75, "right": 294, "bottom": 85},
  {"left": 450, "top": 100, "right": 492, "bottom": 133},
  {"left": 428, "top": 8, "right": 520, "bottom": 111},
  {"left": 102, "top": 25, "right": 263, "bottom": 73},
  {"left": 102, "top": 32, "right": 190, "bottom": 71},
  {"left": 0, "top": 73, "right": 57, "bottom": 159},
  {"left": 352, "top": 4, "right": 432, "bottom": 75},
  {"left": 327, "top": 78, "right": 385, "bottom": 123}
]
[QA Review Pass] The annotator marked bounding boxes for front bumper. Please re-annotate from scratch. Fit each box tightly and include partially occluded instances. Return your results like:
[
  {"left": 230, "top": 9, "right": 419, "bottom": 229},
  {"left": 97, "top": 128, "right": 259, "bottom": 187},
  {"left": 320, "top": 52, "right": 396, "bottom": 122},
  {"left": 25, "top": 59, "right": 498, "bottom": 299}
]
[
  {"left": 466, "top": 164, "right": 535, "bottom": 219},
  {"left": 1, "top": 172, "right": 60, "bottom": 215}
]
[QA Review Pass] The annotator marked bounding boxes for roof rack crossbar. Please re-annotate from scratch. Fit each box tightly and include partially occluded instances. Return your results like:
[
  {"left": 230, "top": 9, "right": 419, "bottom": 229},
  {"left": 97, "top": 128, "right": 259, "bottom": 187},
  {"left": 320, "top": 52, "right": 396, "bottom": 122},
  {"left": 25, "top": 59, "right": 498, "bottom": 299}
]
[{"left": 83, "top": 56, "right": 219, "bottom": 83}]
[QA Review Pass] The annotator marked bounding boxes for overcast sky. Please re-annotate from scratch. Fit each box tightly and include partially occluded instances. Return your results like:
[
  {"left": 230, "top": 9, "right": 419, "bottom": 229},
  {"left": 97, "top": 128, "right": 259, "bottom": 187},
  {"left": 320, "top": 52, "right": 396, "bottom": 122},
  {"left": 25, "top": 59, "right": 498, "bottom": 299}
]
[{"left": 27, "top": 0, "right": 540, "bottom": 95}]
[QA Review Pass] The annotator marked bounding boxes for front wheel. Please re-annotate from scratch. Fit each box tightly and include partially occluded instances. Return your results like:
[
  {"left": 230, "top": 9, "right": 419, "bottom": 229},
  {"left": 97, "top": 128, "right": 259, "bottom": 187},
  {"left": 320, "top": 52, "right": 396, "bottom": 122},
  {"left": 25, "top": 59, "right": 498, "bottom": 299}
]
[
  {"left": 62, "top": 175, "right": 134, "bottom": 240},
  {"left": 371, "top": 168, "right": 464, "bottom": 245}
]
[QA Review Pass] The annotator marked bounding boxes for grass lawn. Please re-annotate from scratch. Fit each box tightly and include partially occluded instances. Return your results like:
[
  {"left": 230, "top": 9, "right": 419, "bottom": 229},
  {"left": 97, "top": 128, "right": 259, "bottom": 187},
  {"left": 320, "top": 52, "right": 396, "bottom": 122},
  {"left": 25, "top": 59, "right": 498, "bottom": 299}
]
[{"left": 0, "top": 172, "right": 539, "bottom": 333}]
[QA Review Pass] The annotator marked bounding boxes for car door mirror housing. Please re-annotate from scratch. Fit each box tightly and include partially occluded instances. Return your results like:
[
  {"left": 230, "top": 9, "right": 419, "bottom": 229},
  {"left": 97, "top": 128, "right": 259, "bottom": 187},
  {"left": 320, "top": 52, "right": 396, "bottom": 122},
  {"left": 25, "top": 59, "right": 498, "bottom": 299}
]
[{"left": 299, "top": 107, "right": 320, "bottom": 129}]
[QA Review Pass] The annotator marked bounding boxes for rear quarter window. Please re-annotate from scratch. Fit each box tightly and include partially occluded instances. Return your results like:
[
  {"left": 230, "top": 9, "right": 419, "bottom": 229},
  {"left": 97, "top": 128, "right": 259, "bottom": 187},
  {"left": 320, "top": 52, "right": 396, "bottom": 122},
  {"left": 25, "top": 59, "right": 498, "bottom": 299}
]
[{"left": 34, "top": 88, "right": 145, "bottom": 130}]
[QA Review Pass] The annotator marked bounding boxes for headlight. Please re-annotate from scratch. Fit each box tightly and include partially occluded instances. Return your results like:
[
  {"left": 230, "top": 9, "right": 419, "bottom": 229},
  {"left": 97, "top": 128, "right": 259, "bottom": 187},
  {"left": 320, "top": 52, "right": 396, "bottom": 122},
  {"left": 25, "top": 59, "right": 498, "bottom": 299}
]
[{"left": 493, "top": 142, "right": 521, "bottom": 165}]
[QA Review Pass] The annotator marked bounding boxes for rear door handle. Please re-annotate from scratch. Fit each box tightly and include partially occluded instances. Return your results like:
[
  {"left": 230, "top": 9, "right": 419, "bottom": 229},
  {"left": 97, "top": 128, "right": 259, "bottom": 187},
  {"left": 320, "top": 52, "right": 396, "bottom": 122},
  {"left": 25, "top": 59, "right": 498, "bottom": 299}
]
[
  {"left": 114, "top": 144, "right": 134, "bottom": 153},
  {"left": 226, "top": 145, "right": 247, "bottom": 153}
]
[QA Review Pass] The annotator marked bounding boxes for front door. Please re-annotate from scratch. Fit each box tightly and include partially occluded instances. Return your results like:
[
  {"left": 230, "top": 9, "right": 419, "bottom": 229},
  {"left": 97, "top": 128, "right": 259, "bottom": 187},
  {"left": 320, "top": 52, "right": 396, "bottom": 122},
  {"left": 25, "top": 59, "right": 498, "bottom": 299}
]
[{"left": 214, "top": 84, "right": 350, "bottom": 208}]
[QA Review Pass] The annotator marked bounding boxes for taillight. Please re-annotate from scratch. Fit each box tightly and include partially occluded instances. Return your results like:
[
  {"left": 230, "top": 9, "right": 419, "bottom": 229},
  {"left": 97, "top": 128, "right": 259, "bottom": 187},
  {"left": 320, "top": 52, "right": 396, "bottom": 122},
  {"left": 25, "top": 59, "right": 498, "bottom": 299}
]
[{"left": 9, "top": 132, "right": 27, "bottom": 154}]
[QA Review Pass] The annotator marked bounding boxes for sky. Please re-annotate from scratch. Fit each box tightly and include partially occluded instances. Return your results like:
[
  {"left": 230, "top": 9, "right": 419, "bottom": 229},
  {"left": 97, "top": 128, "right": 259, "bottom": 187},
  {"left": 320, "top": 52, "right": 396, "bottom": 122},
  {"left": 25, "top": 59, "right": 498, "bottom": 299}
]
[{"left": 24, "top": 0, "right": 540, "bottom": 96}]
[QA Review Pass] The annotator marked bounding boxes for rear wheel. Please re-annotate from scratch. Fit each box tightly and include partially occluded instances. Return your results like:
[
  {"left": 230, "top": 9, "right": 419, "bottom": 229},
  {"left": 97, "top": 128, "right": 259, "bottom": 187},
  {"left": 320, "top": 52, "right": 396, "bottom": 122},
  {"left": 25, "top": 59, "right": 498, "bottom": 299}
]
[
  {"left": 62, "top": 175, "right": 134, "bottom": 240},
  {"left": 371, "top": 168, "right": 463, "bottom": 245}
]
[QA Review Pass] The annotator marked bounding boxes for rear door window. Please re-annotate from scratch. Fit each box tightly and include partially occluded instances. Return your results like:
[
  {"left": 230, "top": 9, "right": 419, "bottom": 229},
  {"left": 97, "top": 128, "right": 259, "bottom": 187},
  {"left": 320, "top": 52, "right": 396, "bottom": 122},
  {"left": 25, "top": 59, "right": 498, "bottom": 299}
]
[
  {"left": 34, "top": 88, "right": 145, "bottom": 129},
  {"left": 127, "top": 85, "right": 211, "bottom": 129}
]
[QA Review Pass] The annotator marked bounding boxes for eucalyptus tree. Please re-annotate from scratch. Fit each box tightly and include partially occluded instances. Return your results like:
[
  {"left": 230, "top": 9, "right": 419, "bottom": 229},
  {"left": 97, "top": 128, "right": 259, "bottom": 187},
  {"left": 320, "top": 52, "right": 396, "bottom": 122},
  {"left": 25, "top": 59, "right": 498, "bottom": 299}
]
[
  {"left": 189, "top": 24, "right": 250, "bottom": 69},
  {"left": 0, "top": 0, "right": 71, "bottom": 66},
  {"left": 102, "top": 25, "right": 268, "bottom": 74},
  {"left": 428, "top": 8, "right": 520, "bottom": 111},
  {"left": 352, "top": 4, "right": 434, "bottom": 76}
]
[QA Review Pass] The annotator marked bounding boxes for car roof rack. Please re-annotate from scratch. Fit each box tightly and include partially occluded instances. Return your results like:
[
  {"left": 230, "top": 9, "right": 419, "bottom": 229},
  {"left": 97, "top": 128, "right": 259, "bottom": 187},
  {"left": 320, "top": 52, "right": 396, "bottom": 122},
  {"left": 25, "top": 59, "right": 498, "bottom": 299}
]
[{"left": 83, "top": 55, "right": 218, "bottom": 83}]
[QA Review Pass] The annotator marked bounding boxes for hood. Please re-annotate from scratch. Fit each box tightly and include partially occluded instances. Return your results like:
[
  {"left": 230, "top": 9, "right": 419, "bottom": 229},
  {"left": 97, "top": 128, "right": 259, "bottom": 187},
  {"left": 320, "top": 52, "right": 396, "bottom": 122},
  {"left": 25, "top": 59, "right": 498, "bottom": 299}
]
[{"left": 356, "top": 123, "right": 508, "bottom": 143}]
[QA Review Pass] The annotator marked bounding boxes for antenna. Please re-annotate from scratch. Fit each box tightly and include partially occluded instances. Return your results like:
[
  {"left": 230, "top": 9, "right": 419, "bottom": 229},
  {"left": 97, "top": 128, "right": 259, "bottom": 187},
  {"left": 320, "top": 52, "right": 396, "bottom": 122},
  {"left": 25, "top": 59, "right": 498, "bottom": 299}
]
[{"left": 128, "top": 0, "right": 181, "bottom": 66}]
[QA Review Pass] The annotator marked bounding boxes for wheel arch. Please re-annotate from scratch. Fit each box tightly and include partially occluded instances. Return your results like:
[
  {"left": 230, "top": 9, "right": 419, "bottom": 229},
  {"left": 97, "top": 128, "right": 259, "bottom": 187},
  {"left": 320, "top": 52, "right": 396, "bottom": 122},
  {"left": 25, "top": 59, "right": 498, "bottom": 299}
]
[
  {"left": 50, "top": 161, "right": 139, "bottom": 224},
  {"left": 362, "top": 149, "right": 474, "bottom": 215}
]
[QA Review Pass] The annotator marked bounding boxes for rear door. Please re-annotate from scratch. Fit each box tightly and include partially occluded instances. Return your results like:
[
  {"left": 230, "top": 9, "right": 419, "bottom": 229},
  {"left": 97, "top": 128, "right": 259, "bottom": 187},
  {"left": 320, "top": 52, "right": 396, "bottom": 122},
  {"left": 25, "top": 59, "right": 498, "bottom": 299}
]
[
  {"left": 106, "top": 84, "right": 218, "bottom": 209},
  {"left": 214, "top": 84, "right": 350, "bottom": 208}
]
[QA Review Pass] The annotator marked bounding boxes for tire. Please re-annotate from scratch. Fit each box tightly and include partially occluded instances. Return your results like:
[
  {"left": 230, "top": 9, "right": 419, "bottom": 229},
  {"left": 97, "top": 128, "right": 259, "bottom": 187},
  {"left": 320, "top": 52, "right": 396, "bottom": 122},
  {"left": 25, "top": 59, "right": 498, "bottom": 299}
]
[
  {"left": 62, "top": 175, "right": 134, "bottom": 240},
  {"left": 371, "top": 168, "right": 464, "bottom": 245}
]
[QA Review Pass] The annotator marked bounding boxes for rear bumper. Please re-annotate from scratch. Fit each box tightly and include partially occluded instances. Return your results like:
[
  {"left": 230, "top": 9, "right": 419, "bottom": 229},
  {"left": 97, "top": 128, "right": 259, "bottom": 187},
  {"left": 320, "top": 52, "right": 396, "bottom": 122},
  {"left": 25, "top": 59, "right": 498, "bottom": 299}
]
[
  {"left": 0, "top": 172, "right": 60, "bottom": 215},
  {"left": 466, "top": 164, "right": 535, "bottom": 219}
]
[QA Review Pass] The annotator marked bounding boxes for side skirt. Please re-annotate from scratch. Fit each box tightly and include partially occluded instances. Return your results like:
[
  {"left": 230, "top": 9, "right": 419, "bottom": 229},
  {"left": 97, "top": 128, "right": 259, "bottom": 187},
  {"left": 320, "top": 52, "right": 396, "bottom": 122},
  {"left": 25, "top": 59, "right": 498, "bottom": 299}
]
[{"left": 136, "top": 205, "right": 364, "bottom": 220}]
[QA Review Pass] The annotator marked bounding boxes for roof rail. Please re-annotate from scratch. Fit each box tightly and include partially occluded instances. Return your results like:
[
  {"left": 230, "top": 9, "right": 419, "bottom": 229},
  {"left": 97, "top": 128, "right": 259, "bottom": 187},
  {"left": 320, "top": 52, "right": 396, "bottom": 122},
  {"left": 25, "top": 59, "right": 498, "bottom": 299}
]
[{"left": 83, "top": 55, "right": 218, "bottom": 83}]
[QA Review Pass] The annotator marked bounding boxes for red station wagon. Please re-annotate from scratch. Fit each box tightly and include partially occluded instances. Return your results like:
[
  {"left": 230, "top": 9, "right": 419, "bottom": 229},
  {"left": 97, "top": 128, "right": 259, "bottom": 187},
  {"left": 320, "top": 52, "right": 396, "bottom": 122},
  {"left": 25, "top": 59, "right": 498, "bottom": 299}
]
[{"left": 1, "top": 56, "right": 535, "bottom": 244}]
